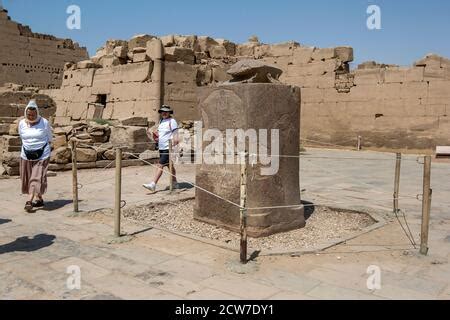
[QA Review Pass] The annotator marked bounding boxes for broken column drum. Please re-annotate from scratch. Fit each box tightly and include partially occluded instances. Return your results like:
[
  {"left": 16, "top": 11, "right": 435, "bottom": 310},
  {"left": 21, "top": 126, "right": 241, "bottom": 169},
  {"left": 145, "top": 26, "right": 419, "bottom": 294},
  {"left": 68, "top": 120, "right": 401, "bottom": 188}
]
[{"left": 194, "top": 82, "right": 305, "bottom": 237}]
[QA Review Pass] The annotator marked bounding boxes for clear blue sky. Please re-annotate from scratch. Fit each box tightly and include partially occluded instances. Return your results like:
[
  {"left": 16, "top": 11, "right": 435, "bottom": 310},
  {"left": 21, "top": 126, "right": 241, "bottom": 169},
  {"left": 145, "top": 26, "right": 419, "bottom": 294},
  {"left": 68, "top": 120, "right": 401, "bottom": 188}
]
[{"left": 3, "top": 0, "right": 450, "bottom": 67}]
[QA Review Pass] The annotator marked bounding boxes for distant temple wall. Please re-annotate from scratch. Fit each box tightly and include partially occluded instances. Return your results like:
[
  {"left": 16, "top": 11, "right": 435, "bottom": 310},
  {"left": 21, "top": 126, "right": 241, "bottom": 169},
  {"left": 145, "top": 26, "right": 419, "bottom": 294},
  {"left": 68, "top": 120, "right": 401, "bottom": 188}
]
[
  {"left": 42, "top": 32, "right": 450, "bottom": 150},
  {"left": 0, "top": 9, "right": 89, "bottom": 89}
]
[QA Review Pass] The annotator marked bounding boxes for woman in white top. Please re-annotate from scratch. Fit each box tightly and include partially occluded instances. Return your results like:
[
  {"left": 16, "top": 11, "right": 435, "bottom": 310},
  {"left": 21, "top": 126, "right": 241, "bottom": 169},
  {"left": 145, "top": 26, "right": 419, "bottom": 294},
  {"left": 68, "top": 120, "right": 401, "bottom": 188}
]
[
  {"left": 18, "top": 100, "right": 53, "bottom": 212},
  {"left": 143, "top": 105, "right": 179, "bottom": 192}
]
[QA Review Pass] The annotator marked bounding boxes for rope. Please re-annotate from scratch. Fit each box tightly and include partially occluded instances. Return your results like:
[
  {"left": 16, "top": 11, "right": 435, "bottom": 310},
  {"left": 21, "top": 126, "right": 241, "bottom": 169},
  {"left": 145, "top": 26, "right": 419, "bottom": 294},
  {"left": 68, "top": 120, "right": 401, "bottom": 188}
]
[
  {"left": 123, "top": 152, "right": 242, "bottom": 209},
  {"left": 395, "top": 209, "right": 418, "bottom": 248}
]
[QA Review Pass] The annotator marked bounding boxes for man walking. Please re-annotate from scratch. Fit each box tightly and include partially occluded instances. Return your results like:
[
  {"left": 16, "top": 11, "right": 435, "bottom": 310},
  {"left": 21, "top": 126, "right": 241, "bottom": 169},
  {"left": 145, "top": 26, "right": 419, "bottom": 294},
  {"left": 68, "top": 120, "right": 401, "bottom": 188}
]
[{"left": 143, "top": 105, "right": 179, "bottom": 192}]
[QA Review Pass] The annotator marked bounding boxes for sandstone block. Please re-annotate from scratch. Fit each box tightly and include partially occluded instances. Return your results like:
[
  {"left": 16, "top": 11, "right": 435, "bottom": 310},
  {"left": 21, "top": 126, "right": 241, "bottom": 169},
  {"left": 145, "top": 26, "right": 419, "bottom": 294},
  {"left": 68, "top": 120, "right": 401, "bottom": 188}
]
[
  {"left": 146, "top": 38, "right": 164, "bottom": 61},
  {"left": 428, "top": 80, "right": 450, "bottom": 98},
  {"left": 266, "top": 41, "right": 299, "bottom": 57},
  {"left": 132, "top": 52, "right": 150, "bottom": 63},
  {"left": 174, "top": 35, "right": 198, "bottom": 50},
  {"left": 311, "top": 48, "right": 336, "bottom": 61},
  {"left": 113, "top": 46, "right": 128, "bottom": 59},
  {"left": 164, "top": 47, "right": 195, "bottom": 64},
  {"left": 1, "top": 151, "right": 20, "bottom": 167},
  {"left": 112, "top": 62, "right": 153, "bottom": 84},
  {"left": 161, "top": 35, "right": 175, "bottom": 47},
  {"left": 292, "top": 47, "right": 315, "bottom": 64},
  {"left": 77, "top": 60, "right": 100, "bottom": 69},
  {"left": 51, "top": 147, "right": 71, "bottom": 164},
  {"left": 110, "top": 82, "right": 141, "bottom": 102},
  {"left": 128, "top": 34, "right": 155, "bottom": 51},
  {"left": 215, "top": 39, "right": 236, "bottom": 56},
  {"left": 91, "top": 69, "right": 113, "bottom": 94},
  {"left": 254, "top": 44, "right": 270, "bottom": 59},
  {"left": 164, "top": 84, "right": 197, "bottom": 102},
  {"left": 120, "top": 117, "right": 149, "bottom": 127},
  {"left": 384, "top": 67, "right": 407, "bottom": 83},
  {"left": 76, "top": 148, "right": 97, "bottom": 163},
  {"left": 2, "top": 164, "right": 19, "bottom": 176},
  {"left": 132, "top": 46, "right": 147, "bottom": 54},
  {"left": 424, "top": 67, "right": 445, "bottom": 80},
  {"left": 236, "top": 43, "right": 258, "bottom": 56},
  {"left": 164, "top": 62, "right": 196, "bottom": 84},
  {"left": 400, "top": 82, "right": 428, "bottom": 100},
  {"left": 209, "top": 45, "right": 228, "bottom": 59},
  {"left": 52, "top": 135, "right": 67, "bottom": 150},
  {"left": 353, "top": 68, "right": 385, "bottom": 85},
  {"left": 1, "top": 135, "right": 21, "bottom": 147},
  {"left": 78, "top": 69, "right": 95, "bottom": 87},
  {"left": 334, "top": 46, "right": 354, "bottom": 62},
  {"left": 109, "top": 126, "right": 149, "bottom": 153},
  {"left": 195, "top": 83, "right": 304, "bottom": 237},
  {"left": 287, "top": 60, "right": 337, "bottom": 77},
  {"left": 196, "top": 36, "right": 219, "bottom": 53},
  {"left": 302, "top": 87, "right": 324, "bottom": 103}
]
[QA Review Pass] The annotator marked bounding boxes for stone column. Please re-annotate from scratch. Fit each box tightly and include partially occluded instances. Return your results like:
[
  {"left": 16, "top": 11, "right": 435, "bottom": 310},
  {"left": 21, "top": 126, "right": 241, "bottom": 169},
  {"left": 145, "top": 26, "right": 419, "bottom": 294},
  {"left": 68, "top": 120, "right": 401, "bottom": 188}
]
[
  {"left": 194, "top": 83, "right": 305, "bottom": 237},
  {"left": 147, "top": 38, "right": 164, "bottom": 124}
]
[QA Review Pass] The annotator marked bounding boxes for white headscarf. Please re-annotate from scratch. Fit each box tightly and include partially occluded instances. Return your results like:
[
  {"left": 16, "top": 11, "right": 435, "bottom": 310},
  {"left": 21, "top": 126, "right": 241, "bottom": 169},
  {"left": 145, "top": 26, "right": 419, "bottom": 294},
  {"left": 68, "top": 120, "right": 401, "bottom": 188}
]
[{"left": 24, "top": 100, "right": 41, "bottom": 124}]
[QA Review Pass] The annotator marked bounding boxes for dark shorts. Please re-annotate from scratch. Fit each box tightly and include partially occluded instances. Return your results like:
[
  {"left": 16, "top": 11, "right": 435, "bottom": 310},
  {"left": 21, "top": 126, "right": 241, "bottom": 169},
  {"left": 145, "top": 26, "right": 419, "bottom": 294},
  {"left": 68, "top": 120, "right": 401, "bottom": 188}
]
[{"left": 159, "top": 150, "right": 170, "bottom": 167}]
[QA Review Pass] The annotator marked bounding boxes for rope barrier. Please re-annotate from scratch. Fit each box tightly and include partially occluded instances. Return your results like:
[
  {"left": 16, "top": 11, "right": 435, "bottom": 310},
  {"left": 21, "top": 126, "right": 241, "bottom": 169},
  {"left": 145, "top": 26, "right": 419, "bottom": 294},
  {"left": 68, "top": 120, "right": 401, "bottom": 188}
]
[{"left": 124, "top": 152, "right": 243, "bottom": 209}]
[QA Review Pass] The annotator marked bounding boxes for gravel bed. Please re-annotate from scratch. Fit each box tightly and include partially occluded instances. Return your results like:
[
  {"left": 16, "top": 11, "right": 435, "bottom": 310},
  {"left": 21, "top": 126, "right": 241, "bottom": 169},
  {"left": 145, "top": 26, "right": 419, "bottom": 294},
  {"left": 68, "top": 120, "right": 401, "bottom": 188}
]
[{"left": 123, "top": 199, "right": 376, "bottom": 251}]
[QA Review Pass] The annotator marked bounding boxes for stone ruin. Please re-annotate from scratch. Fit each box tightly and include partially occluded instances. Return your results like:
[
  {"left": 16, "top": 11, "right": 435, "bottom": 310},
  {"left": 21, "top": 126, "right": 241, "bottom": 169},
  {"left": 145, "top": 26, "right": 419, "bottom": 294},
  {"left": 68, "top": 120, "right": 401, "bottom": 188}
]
[
  {"left": 0, "top": 8, "right": 88, "bottom": 89},
  {"left": 1, "top": 11, "right": 450, "bottom": 176},
  {"left": 194, "top": 62, "right": 305, "bottom": 237},
  {"left": 39, "top": 33, "right": 450, "bottom": 152}
]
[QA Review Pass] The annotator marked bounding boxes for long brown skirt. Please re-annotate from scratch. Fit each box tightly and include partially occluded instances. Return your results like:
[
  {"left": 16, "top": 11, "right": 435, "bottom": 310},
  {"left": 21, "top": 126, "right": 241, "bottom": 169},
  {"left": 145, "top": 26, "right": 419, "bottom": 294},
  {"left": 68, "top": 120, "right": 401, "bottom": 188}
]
[{"left": 20, "top": 158, "right": 50, "bottom": 195}]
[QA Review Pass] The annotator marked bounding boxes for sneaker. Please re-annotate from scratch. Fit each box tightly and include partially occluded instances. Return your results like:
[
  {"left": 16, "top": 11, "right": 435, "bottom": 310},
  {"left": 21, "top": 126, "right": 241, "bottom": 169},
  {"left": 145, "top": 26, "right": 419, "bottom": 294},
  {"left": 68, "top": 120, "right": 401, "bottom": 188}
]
[{"left": 143, "top": 182, "right": 156, "bottom": 192}]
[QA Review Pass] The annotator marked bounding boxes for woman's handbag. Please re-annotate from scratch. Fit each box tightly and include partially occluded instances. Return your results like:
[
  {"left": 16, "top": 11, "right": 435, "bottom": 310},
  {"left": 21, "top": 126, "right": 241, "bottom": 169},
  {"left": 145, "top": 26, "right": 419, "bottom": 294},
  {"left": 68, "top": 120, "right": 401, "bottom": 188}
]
[{"left": 23, "top": 143, "right": 48, "bottom": 161}]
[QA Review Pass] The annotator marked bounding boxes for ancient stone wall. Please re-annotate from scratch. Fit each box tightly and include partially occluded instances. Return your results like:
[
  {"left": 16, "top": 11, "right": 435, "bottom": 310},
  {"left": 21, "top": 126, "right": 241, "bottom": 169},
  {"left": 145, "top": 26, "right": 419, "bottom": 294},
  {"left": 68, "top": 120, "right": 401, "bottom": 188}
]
[
  {"left": 282, "top": 52, "right": 450, "bottom": 151},
  {"left": 47, "top": 32, "right": 450, "bottom": 150},
  {"left": 45, "top": 35, "right": 199, "bottom": 126},
  {"left": 0, "top": 9, "right": 88, "bottom": 89},
  {"left": 228, "top": 40, "right": 450, "bottom": 150}
]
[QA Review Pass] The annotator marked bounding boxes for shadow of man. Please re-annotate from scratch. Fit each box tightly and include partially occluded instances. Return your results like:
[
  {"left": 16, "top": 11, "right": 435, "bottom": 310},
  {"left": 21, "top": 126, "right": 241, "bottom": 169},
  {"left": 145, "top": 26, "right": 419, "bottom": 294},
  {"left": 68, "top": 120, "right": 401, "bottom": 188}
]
[{"left": 0, "top": 234, "right": 56, "bottom": 255}]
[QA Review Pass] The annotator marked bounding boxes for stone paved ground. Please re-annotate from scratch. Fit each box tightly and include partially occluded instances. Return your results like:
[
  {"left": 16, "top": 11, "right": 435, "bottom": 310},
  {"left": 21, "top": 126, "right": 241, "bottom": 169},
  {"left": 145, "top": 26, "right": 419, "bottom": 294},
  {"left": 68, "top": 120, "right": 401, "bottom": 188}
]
[{"left": 0, "top": 149, "right": 449, "bottom": 300}]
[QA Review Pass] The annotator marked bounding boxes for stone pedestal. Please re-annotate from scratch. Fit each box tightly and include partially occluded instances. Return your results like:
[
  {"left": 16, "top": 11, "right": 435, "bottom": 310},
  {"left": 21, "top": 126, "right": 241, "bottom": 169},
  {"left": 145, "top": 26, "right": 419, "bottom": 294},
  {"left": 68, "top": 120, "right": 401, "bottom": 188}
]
[{"left": 194, "top": 83, "right": 305, "bottom": 237}]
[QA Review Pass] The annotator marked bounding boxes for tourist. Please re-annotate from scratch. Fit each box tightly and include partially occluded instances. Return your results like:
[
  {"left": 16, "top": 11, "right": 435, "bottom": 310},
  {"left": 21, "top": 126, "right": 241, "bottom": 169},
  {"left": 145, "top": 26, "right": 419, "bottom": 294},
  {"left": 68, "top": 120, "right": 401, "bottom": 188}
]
[
  {"left": 18, "top": 100, "right": 53, "bottom": 212},
  {"left": 143, "top": 105, "right": 179, "bottom": 192}
]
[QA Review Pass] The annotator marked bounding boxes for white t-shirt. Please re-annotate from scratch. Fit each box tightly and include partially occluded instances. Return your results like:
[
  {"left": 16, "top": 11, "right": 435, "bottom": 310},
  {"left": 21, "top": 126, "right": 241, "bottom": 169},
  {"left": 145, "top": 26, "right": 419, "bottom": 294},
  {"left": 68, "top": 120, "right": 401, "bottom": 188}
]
[
  {"left": 158, "top": 118, "right": 178, "bottom": 150},
  {"left": 19, "top": 118, "right": 53, "bottom": 160}
]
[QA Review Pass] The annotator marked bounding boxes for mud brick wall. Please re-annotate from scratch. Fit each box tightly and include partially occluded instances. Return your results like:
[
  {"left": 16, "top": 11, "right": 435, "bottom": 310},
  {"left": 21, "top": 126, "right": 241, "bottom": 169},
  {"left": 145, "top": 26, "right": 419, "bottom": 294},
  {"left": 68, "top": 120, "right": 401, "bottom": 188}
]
[{"left": 0, "top": 9, "right": 88, "bottom": 89}]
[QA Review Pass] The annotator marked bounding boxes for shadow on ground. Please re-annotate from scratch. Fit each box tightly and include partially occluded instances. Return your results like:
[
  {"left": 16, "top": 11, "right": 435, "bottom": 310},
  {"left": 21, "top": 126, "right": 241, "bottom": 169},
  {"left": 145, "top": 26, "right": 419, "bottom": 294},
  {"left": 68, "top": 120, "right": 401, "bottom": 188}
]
[
  {"left": 0, "top": 218, "right": 12, "bottom": 226},
  {"left": 42, "top": 199, "right": 73, "bottom": 211},
  {"left": 176, "top": 182, "right": 194, "bottom": 190},
  {"left": 302, "top": 200, "right": 315, "bottom": 221},
  {"left": 0, "top": 234, "right": 56, "bottom": 254}
]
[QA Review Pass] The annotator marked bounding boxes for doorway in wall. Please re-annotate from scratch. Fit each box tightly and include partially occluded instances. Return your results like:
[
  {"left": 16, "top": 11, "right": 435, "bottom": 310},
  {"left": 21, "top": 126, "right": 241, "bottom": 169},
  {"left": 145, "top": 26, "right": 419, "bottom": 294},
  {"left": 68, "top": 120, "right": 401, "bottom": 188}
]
[{"left": 93, "top": 94, "right": 107, "bottom": 119}]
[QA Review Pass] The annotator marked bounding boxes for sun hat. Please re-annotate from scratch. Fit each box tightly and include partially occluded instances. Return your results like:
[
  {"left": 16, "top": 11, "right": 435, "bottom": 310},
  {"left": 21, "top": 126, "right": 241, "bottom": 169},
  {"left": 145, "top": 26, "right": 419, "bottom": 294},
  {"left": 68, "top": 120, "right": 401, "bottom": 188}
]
[{"left": 158, "top": 105, "right": 174, "bottom": 114}]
